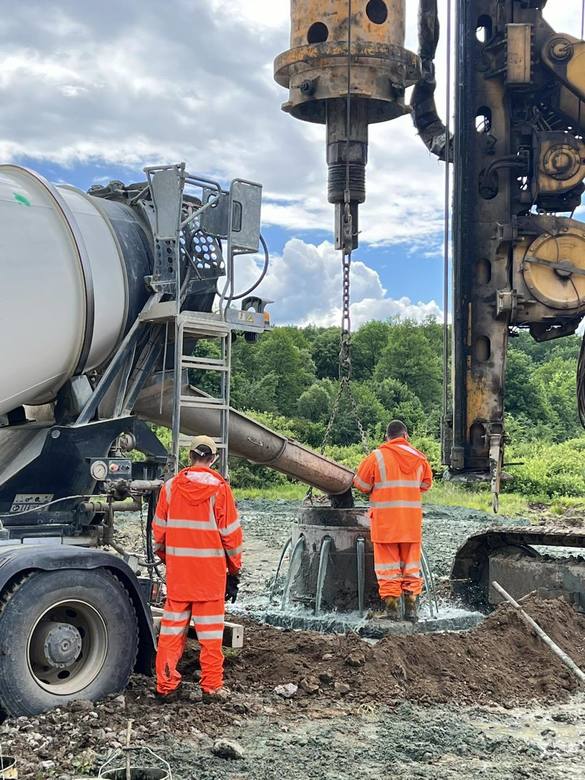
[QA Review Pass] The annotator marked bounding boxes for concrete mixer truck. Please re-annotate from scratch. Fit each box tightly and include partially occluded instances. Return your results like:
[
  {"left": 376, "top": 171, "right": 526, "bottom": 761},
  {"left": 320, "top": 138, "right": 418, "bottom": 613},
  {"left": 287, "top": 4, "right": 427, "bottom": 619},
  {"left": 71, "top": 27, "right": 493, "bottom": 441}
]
[{"left": 0, "top": 163, "right": 356, "bottom": 717}]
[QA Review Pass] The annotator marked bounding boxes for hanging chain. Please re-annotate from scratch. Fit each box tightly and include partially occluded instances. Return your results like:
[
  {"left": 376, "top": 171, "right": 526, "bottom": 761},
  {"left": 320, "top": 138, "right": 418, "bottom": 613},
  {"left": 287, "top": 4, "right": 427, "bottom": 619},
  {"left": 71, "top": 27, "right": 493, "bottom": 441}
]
[{"left": 305, "top": 1, "right": 368, "bottom": 504}]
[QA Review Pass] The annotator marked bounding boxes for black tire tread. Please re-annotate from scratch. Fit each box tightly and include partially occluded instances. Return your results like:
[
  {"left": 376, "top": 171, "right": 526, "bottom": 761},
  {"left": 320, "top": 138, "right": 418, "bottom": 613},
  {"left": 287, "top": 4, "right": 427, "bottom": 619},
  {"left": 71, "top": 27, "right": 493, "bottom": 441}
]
[{"left": 0, "top": 567, "right": 140, "bottom": 717}]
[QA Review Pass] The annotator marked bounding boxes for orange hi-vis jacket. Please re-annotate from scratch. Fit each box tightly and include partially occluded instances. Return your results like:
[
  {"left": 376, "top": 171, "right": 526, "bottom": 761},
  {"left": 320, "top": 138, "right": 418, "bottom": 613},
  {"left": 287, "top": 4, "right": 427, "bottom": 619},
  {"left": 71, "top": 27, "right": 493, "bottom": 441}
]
[
  {"left": 353, "top": 438, "right": 433, "bottom": 544},
  {"left": 153, "top": 466, "right": 242, "bottom": 602}
]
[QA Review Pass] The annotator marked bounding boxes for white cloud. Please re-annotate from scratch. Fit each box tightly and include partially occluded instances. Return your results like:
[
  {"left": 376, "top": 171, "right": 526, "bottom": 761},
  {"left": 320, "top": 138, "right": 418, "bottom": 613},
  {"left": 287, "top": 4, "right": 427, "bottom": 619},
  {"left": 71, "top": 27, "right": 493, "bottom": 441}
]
[
  {"left": 0, "top": 0, "right": 580, "bottom": 328},
  {"left": 1, "top": 0, "right": 579, "bottom": 251},
  {"left": 233, "top": 238, "right": 442, "bottom": 327}
]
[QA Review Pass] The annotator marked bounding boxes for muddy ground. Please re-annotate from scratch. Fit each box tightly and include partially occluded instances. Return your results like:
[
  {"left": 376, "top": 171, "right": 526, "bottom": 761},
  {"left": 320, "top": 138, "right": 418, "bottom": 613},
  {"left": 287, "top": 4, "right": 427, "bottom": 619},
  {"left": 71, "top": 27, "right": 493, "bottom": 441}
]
[{"left": 3, "top": 500, "right": 585, "bottom": 779}]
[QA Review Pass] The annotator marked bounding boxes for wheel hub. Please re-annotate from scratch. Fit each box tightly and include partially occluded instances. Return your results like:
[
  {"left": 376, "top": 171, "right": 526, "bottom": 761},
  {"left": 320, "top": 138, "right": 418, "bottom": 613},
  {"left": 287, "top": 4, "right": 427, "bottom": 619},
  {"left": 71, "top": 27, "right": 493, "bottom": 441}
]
[
  {"left": 28, "top": 599, "right": 108, "bottom": 694},
  {"left": 38, "top": 621, "right": 83, "bottom": 668}
]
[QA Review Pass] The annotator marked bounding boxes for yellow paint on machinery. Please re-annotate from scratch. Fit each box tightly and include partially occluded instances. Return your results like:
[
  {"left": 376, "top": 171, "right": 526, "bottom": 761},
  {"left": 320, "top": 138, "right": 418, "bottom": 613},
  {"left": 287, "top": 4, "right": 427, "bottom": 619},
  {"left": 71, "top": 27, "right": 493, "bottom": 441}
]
[
  {"left": 519, "top": 225, "right": 585, "bottom": 310},
  {"left": 274, "top": 0, "right": 418, "bottom": 123},
  {"left": 535, "top": 135, "right": 585, "bottom": 197},
  {"left": 274, "top": 0, "right": 419, "bottom": 249},
  {"left": 506, "top": 24, "right": 532, "bottom": 85}
]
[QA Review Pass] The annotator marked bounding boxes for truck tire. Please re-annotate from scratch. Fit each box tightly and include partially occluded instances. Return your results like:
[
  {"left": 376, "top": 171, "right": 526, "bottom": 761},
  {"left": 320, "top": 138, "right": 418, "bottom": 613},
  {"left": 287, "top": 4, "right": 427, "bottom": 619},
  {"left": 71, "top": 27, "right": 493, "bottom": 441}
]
[{"left": 0, "top": 568, "right": 139, "bottom": 717}]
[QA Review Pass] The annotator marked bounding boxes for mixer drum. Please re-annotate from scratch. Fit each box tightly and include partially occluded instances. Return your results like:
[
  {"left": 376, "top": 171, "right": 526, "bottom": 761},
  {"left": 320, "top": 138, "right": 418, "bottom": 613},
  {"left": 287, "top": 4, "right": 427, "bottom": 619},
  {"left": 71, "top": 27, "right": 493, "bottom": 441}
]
[{"left": 0, "top": 166, "right": 152, "bottom": 416}]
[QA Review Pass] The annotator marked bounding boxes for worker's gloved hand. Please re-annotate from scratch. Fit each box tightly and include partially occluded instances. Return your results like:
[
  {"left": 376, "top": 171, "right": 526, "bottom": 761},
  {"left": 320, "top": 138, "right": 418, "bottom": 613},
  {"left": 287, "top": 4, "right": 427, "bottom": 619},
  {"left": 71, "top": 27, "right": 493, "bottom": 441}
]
[{"left": 225, "top": 572, "right": 240, "bottom": 603}]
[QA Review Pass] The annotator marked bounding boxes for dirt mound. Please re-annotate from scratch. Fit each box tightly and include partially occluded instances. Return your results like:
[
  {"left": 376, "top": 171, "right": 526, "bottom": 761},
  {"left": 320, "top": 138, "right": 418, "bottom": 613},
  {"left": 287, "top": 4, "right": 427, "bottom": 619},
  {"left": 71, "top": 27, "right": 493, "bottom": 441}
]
[
  {"left": 229, "top": 596, "right": 585, "bottom": 707},
  {"left": 2, "top": 597, "right": 584, "bottom": 778}
]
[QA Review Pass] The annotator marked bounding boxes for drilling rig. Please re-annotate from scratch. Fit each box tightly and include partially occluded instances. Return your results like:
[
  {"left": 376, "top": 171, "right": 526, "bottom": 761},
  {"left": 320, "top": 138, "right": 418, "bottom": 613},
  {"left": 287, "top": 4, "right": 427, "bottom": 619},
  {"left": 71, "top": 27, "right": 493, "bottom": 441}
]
[{"left": 274, "top": 0, "right": 585, "bottom": 616}]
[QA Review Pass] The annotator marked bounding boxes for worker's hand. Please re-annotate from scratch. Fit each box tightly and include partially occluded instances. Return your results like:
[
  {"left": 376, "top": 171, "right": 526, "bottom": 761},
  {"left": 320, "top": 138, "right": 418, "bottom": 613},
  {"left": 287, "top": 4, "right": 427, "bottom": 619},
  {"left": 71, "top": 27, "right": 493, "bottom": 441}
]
[{"left": 225, "top": 572, "right": 240, "bottom": 603}]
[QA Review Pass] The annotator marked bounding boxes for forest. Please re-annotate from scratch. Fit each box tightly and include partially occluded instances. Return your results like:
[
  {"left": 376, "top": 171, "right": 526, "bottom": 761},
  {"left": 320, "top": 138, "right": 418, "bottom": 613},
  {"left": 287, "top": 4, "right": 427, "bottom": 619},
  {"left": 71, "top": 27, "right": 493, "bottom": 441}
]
[{"left": 183, "top": 319, "right": 585, "bottom": 506}]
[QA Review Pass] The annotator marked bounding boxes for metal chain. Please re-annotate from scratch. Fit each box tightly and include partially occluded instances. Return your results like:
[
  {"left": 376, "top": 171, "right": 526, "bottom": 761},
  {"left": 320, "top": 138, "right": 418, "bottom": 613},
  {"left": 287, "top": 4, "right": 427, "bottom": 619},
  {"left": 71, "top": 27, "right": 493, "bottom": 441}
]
[{"left": 305, "top": 3, "right": 368, "bottom": 504}]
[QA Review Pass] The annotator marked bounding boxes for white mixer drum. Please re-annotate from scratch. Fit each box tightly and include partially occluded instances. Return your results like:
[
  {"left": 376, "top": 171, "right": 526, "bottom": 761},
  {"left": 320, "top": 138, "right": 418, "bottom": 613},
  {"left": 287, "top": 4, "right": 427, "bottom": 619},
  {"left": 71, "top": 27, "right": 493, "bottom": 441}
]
[{"left": 0, "top": 166, "right": 128, "bottom": 416}]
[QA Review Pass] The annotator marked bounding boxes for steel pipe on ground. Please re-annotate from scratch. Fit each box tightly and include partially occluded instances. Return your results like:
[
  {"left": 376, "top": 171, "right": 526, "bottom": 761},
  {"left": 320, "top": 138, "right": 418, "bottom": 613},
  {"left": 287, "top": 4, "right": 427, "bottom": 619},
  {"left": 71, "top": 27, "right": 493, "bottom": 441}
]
[{"left": 134, "top": 373, "right": 355, "bottom": 497}]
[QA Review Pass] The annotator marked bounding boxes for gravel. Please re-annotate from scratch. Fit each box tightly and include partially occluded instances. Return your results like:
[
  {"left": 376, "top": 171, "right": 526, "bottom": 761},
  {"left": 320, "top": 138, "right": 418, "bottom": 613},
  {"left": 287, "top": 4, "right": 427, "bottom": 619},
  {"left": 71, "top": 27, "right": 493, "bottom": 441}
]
[{"left": 4, "top": 498, "right": 585, "bottom": 780}]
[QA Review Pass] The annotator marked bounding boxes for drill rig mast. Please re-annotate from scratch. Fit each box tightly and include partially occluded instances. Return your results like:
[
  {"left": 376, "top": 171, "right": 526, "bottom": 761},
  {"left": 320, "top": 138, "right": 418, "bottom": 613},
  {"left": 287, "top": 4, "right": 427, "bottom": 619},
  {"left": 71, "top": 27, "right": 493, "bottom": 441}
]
[
  {"left": 276, "top": 1, "right": 585, "bottom": 510},
  {"left": 446, "top": 0, "right": 585, "bottom": 507}
]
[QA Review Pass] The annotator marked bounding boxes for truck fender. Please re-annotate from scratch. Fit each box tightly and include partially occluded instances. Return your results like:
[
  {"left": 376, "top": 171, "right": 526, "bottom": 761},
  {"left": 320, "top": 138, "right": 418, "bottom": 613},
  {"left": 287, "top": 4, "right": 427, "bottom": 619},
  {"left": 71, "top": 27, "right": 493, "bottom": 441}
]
[{"left": 0, "top": 545, "right": 156, "bottom": 674}]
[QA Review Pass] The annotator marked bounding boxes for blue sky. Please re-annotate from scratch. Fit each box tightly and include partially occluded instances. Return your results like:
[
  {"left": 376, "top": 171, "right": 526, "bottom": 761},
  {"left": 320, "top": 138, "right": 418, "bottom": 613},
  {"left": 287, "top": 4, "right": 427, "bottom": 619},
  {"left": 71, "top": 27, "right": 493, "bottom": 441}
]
[{"left": 1, "top": 1, "right": 581, "bottom": 326}]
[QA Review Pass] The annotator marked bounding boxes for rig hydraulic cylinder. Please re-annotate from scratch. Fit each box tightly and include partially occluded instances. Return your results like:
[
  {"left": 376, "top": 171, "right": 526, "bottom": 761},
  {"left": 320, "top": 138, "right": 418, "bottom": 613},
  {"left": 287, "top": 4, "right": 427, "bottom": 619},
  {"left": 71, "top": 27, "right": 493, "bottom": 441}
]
[{"left": 274, "top": 0, "right": 419, "bottom": 249}]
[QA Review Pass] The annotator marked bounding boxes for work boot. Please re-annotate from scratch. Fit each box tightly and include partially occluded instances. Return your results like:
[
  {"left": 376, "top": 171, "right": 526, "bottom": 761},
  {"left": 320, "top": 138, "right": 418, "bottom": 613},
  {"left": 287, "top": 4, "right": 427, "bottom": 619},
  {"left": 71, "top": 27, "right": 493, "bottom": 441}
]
[
  {"left": 403, "top": 592, "right": 419, "bottom": 623},
  {"left": 202, "top": 686, "right": 230, "bottom": 704},
  {"left": 383, "top": 596, "right": 402, "bottom": 621},
  {"left": 155, "top": 684, "right": 182, "bottom": 703}
]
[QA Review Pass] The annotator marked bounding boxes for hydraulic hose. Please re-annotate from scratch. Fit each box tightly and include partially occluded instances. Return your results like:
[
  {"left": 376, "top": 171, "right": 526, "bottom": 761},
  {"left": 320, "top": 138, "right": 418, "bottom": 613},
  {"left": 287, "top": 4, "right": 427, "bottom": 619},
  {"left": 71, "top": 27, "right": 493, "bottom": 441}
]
[
  {"left": 145, "top": 489, "right": 165, "bottom": 581},
  {"left": 410, "top": 0, "right": 453, "bottom": 162},
  {"left": 577, "top": 334, "right": 585, "bottom": 428},
  {"left": 228, "top": 233, "right": 270, "bottom": 303}
]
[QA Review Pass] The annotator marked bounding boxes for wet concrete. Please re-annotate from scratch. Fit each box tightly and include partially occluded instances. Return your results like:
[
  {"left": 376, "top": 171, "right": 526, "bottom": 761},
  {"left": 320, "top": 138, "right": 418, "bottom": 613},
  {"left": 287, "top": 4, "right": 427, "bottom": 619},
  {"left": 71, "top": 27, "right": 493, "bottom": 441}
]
[
  {"left": 154, "top": 696, "right": 585, "bottom": 780},
  {"left": 228, "top": 500, "right": 531, "bottom": 636}
]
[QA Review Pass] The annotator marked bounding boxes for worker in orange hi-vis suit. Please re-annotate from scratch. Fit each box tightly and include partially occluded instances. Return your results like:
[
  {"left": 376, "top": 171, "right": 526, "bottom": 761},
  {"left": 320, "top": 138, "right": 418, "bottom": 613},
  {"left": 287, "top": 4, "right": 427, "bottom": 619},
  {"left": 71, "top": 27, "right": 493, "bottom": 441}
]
[
  {"left": 353, "top": 420, "right": 432, "bottom": 622},
  {"left": 153, "top": 435, "right": 242, "bottom": 702}
]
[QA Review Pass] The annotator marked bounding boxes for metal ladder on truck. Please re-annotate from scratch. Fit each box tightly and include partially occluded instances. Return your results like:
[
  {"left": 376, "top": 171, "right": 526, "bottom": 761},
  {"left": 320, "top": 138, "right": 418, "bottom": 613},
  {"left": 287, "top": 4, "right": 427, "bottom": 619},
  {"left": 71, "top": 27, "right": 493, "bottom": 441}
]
[{"left": 141, "top": 163, "right": 267, "bottom": 477}]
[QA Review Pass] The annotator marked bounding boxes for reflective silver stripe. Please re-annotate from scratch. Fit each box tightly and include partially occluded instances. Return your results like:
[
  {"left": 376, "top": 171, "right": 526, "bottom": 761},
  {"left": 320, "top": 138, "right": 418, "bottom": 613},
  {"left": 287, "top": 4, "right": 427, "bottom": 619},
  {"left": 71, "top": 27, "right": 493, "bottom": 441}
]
[
  {"left": 165, "top": 478, "right": 173, "bottom": 504},
  {"left": 166, "top": 546, "right": 225, "bottom": 558},
  {"left": 370, "top": 501, "right": 422, "bottom": 509},
  {"left": 373, "top": 449, "right": 387, "bottom": 482},
  {"left": 377, "top": 574, "right": 402, "bottom": 581},
  {"left": 192, "top": 614, "right": 225, "bottom": 625},
  {"left": 154, "top": 515, "right": 166, "bottom": 528},
  {"left": 226, "top": 545, "right": 242, "bottom": 557},
  {"left": 163, "top": 609, "right": 191, "bottom": 622},
  {"left": 219, "top": 518, "right": 241, "bottom": 537},
  {"left": 196, "top": 629, "right": 224, "bottom": 641},
  {"left": 353, "top": 475, "right": 371, "bottom": 491},
  {"left": 165, "top": 519, "right": 217, "bottom": 530},
  {"left": 159, "top": 624, "right": 188, "bottom": 636},
  {"left": 375, "top": 563, "right": 401, "bottom": 572},
  {"left": 153, "top": 542, "right": 164, "bottom": 551},
  {"left": 404, "top": 562, "right": 421, "bottom": 570},
  {"left": 186, "top": 471, "right": 221, "bottom": 486},
  {"left": 397, "top": 444, "right": 420, "bottom": 456},
  {"left": 374, "top": 480, "right": 422, "bottom": 489}
]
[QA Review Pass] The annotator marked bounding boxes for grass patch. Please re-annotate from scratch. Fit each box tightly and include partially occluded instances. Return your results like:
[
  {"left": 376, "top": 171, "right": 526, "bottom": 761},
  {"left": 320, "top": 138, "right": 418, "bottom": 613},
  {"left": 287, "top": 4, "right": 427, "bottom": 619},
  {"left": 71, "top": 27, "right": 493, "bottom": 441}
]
[
  {"left": 423, "top": 483, "right": 530, "bottom": 516},
  {"left": 236, "top": 483, "right": 308, "bottom": 501},
  {"left": 236, "top": 480, "right": 585, "bottom": 518}
]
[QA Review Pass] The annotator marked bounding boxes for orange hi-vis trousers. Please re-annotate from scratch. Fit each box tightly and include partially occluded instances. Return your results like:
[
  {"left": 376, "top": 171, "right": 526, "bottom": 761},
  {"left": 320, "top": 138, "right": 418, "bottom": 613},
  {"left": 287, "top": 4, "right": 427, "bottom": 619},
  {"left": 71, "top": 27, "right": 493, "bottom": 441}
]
[
  {"left": 373, "top": 542, "right": 423, "bottom": 599},
  {"left": 156, "top": 598, "right": 225, "bottom": 695}
]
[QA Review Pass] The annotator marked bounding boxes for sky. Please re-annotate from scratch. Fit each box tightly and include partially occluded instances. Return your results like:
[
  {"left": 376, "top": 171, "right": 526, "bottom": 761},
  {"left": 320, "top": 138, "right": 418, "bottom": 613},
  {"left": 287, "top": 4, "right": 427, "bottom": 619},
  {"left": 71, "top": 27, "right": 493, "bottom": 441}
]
[{"left": 0, "top": 0, "right": 582, "bottom": 327}]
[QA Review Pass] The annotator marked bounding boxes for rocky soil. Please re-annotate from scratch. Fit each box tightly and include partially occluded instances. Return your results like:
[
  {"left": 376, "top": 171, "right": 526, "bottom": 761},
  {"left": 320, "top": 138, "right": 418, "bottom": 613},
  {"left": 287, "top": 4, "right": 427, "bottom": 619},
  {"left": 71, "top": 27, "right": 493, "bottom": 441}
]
[{"left": 3, "top": 499, "right": 585, "bottom": 779}]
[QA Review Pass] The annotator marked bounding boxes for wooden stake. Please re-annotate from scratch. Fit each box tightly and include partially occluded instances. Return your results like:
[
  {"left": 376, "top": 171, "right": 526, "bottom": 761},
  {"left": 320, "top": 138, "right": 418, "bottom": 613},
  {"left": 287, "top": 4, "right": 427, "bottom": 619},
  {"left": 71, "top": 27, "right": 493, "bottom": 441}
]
[
  {"left": 125, "top": 719, "right": 133, "bottom": 780},
  {"left": 492, "top": 581, "right": 585, "bottom": 685}
]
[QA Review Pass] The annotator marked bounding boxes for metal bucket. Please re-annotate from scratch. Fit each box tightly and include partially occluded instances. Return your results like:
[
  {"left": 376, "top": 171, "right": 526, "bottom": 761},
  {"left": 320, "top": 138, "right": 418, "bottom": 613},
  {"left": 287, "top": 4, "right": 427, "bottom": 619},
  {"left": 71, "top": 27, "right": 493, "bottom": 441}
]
[
  {"left": 0, "top": 756, "right": 17, "bottom": 779},
  {"left": 101, "top": 771, "right": 168, "bottom": 780},
  {"left": 98, "top": 741, "right": 171, "bottom": 779}
]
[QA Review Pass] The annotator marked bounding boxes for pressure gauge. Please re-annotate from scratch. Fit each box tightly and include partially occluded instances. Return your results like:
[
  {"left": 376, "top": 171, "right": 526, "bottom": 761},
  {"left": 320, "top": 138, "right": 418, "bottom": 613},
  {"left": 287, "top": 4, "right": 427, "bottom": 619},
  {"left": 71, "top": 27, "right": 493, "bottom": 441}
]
[{"left": 90, "top": 460, "right": 108, "bottom": 481}]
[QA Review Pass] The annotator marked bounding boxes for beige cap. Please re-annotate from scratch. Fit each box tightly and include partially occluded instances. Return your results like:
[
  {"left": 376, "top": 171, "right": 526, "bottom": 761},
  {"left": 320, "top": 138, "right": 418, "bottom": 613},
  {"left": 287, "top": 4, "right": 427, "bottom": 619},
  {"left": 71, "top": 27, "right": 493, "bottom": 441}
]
[{"left": 189, "top": 435, "right": 218, "bottom": 456}]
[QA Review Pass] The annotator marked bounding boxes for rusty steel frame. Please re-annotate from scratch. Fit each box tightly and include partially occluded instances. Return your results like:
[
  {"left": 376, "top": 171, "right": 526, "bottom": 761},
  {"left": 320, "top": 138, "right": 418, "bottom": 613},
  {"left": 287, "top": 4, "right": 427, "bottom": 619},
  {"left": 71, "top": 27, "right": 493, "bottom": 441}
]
[{"left": 447, "top": 0, "right": 585, "bottom": 490}]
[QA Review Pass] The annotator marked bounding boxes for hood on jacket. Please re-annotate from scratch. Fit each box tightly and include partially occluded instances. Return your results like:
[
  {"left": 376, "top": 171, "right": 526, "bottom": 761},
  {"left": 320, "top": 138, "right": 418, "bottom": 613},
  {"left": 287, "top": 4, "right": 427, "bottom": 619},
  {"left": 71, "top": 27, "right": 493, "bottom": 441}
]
[
  {"left": 380, "top": 438, "right": 426, "bottom": 475},
  {"left": 173, "top": 466, "right": 224, "bottom": 507}
]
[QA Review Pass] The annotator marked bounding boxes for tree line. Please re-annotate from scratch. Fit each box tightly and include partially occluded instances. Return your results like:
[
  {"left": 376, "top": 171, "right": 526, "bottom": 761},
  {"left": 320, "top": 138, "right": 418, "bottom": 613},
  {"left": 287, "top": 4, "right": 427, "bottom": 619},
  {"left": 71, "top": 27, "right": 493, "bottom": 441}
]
[{"left": 192, "top": 319, "right": 583, "bottom": 459}]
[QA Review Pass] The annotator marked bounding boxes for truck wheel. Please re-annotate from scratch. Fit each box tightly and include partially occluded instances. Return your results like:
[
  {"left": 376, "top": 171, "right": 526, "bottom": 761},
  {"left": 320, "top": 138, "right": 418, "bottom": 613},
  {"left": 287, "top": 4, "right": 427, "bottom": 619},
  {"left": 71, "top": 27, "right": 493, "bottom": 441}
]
[{"left": 0, "top": 568, "right": 138, "bottom": 717}]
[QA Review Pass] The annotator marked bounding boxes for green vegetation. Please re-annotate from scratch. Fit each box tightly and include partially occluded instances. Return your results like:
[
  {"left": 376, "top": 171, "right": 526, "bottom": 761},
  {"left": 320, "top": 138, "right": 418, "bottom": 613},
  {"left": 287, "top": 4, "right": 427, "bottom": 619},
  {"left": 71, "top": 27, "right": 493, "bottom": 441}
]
[{"left": 185, "top": 320, "right": 585, "bottom": 508}]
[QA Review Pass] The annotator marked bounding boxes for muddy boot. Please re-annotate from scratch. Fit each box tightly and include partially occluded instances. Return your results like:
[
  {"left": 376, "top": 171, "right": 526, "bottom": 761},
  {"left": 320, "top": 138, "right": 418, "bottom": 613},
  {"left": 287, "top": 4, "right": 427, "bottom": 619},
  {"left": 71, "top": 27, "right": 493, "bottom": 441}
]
[
  {"left": 155, "top": 683, "right": 183, "bottom": 703},
  {"left": 383, "top": 596, "right": 402, "bottom": 621},
  {"left": 403, "top": 592, "right": 419, "bottom": 623},
  {"left": 202, "top": 686, "right": 230, "bottom": 704}
]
